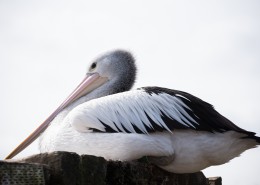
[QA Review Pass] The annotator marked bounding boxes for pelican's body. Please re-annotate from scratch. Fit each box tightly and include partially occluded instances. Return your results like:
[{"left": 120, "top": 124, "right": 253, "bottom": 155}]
[
  {"left": 7, "top": 50, "right": 260, "bottom": 173},
  {"left": 39, "top": 87, "right": 258, "bottom": 173}
]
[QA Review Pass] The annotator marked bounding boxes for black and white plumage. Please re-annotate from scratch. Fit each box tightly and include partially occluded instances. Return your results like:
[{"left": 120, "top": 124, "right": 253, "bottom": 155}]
[
  {"left": 70, "top": 86, "right": 256, "bottom": 135},
  {"left": 6, "top": 50, "right": 260, "bottom": 173}
]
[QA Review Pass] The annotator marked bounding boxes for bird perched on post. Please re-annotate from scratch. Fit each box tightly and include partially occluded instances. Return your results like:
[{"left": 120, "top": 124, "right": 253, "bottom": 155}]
[{"left": 6, "top": 50, "right": 260, "bottom": 173}]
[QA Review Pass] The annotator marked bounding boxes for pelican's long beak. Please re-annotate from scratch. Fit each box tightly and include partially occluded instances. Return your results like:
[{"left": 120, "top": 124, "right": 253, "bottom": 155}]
[{"left": 5, "top": 73, "right": 108, "bottom": 159}]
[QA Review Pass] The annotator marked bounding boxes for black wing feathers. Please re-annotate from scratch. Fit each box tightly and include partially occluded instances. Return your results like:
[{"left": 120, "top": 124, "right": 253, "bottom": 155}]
[
  {"left": 142, "top": 87, "right": 252, "bottom": 134},
  {"left": 93, "top": 86, "right": 258, "bottom": 141}
]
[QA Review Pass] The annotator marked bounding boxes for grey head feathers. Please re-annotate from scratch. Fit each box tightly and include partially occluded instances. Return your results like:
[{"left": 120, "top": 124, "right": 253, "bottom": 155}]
[{"left": 89, "top": 50, "right": 137, "bottom": 94}]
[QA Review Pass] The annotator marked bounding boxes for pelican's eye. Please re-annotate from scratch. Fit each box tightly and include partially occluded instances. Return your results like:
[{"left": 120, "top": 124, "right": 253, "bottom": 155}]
[{"left": 89, "top": 62, "right": 97, "bottom": 71}]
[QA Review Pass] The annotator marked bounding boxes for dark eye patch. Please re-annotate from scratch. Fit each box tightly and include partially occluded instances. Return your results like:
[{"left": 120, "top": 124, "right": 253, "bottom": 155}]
[{"left": 90, "top": 62, "right": 97, "bottom": 70}]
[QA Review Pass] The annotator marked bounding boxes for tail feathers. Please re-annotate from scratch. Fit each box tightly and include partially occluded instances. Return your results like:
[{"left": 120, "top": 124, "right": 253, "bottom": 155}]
[
  {"left": 254, "top": 136, "right": 260, "bottom": 144},
  {"left": 242, "top": 131, "right": 260, "bottom": 144}
]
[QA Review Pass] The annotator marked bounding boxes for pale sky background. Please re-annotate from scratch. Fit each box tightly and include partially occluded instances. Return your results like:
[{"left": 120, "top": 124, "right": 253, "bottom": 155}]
[{"left": 0, "top": 0, "right": 259, "bottom": 184}]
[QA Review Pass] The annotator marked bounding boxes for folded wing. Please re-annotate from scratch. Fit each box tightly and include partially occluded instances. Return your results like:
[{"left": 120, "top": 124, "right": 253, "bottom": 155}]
[{"left": 67, "top": 86, "right": 253, "bottom": 136}]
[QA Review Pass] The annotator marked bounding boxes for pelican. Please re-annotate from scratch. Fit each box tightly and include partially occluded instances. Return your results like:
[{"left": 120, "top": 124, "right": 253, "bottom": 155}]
[{"left": 6, "top": 50, "right": 260, "bottom": 173}]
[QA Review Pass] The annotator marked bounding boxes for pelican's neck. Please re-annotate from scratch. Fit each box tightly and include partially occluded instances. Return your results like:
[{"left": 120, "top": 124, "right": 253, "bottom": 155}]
[{"left": 53, "top": 78, "right": 122, "bottom": 124}]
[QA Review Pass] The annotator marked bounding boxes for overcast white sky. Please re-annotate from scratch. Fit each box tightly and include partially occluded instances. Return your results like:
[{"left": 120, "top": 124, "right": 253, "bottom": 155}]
[{"left": 0, "top": 0, "right": 259, "bottom": 184}]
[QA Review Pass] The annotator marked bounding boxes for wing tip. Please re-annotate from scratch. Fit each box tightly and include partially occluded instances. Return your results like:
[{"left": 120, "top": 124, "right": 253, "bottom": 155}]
[{"left": 241, "top": 131, "right": 260, "bottom": 144}]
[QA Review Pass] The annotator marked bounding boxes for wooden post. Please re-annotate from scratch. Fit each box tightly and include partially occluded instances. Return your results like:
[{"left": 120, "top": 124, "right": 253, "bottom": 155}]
[{"left": 1, "top": 152, "right": 221, "bottom": 185}]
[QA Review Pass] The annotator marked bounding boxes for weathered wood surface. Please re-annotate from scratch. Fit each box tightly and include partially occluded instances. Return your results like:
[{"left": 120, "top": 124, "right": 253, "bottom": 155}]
[
  {"left": 208, "top": 177, "right": 222, "bottom": 185},
  {"left": 0, "top": 152, "right": 221, "bottom": 185}
]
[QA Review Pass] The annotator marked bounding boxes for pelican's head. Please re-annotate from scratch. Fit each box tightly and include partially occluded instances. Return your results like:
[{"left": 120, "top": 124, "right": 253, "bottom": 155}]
[
  {"left": 86, "top": 50, "right": 137, "bottom": 94},
  {"left": 5, "top": 50, "right": 137, "bottom": 159}
]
